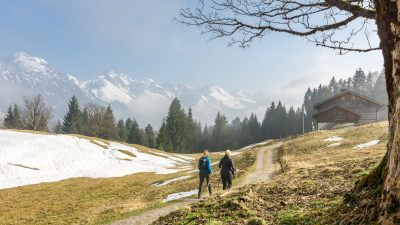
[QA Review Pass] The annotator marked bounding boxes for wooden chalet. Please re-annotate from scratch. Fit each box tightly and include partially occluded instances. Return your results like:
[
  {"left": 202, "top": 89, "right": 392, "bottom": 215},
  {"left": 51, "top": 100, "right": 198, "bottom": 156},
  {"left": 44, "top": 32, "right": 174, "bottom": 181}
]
[{"left": 313, "top": 89, "right": 386, "bottom": 130}]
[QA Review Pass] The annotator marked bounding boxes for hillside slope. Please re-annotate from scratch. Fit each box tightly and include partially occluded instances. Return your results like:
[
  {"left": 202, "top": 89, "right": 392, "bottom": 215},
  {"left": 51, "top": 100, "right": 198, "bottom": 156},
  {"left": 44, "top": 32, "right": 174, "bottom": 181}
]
[
  {"left": 0, "top": 130, "right": 256, "bottom": 225},
  {"left": 153, "top": 122, "right": 388, "bottom": 225}
]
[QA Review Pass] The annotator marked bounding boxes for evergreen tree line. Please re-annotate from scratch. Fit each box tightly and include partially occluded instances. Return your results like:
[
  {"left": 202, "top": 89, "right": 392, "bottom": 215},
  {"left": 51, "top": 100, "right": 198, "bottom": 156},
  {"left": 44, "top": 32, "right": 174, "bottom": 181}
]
[
  {"left": 156, "top": 98, "right": 304, "bottom": 153},
  {"left": 156, "top": 98, "right": 268, "bottom": 153},
  {"left": 302, "top": 68, "right": 388, "bottom": 132},
  {"left": 55, "top": 95, "right": 157, "bottom": 148}
]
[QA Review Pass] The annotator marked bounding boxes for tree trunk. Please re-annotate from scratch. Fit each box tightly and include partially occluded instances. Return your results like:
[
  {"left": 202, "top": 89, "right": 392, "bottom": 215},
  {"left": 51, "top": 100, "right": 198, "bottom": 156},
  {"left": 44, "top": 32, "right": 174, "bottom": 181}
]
[{"left": 375, "top": 0, "right": 400, "bottom": 224}]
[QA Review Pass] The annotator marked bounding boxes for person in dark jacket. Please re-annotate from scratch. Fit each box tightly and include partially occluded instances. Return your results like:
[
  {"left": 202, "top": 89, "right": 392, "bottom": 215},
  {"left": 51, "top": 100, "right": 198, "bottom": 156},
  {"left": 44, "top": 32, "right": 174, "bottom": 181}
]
[
  {"left": 198, "top": 149, "right": 212, "bottom": 198},
  {"left": 219, "top": 150, "right": 236, "bottom": 190}
]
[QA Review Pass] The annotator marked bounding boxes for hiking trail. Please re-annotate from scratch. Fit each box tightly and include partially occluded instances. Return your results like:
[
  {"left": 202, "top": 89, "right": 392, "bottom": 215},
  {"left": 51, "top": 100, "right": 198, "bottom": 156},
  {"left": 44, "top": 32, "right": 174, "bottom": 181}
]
[{"left": 109, "top": 142, "right": 283, "bottom": 225}]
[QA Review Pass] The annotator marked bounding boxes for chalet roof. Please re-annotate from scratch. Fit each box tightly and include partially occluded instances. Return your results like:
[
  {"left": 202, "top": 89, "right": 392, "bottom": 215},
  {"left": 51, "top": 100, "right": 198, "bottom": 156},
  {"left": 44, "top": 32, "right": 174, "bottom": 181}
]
[
  {"left": 313, "top": 89, "right": 385, "bottom": 109},
  {"left": 313, "top": 105, "right": 361, "bottom": 117}
]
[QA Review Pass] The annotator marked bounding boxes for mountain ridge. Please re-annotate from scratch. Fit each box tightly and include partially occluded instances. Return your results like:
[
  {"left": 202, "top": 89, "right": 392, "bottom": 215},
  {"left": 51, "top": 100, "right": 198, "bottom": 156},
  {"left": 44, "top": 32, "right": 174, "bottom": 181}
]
[{"left": 0, "top": 52, "right": 265, "bottom": 127}]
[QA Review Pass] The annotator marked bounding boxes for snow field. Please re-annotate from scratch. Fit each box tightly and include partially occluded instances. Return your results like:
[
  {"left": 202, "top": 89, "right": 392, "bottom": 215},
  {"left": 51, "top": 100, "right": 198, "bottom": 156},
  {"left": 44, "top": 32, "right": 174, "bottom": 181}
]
[
  {"left": 327, "top": 142, "right": 341, "bottom": 147},
  {"left": 0, "top": 130, "right": 190, "bottom": 189},
  {"left": 162, "top": 189, "right": 198, "bottom": 202},
  {"left": 324, "top": 136, "right": 344, "bottom": 142},
  {"left": 354, "top": 140, "right": 380, "bottom": 149},
  {"left": 153, "top": 175, "right": 192, "bottom": 187}
]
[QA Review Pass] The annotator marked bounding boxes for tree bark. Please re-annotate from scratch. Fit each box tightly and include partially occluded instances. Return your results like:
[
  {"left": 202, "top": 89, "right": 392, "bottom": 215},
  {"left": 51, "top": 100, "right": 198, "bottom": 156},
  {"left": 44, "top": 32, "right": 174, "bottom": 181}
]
[{"left": 375, "top": 0, "right": 400, "bottom": 224}]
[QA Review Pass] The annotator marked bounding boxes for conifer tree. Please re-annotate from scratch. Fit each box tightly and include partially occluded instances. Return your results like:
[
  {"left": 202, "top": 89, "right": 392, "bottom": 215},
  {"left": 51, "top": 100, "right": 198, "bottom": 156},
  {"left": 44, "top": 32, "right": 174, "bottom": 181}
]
[
  {"left": 99, "top": 106, "right": 118, "bottom": 140},
  {"left": 248, "top": 113, "right": 261, "bottom": 142},
  {"left": 165, "top": 98, "right": 187, "bottom": 152},
  {"left": 144, "top": 124, "right": 156, "bottom": 148},
  {"left": 128, "top": 119, "right": 142, "bottom": 144},
  {"left": 12, "top": 104, "right": 23, "bottom": 129},
  {"left": 212, "top": 112, "right": 229, "bottom": 151},
  {"left": 62, "top": 95, "right": 81, "bottom": 134},
  {"left": 352, "top": 68, "right": 367, "bottom": 94},
  {"left": 239, "top": 116, "right": 252, "bottom": 147},
  {"left": 372, "top": 72, "right": 388, "bottom": 104},
  {"left": 3, "top": 106, "right": 14, "bottom": 128},
  {"left": 54, "top": 120, "right": 63, "bottom": 134},
  {"left": 3, "top": 104, "right": 22, "bottom": 129},
  {"left": 117, "top": 119, "right": 128, "bottom": 142},
  {"left": 230, "top": 117, "right": 242, "bottom": 149},
  {"left": 186, "top": 107, "right": 196, "bottom": 150},
  {"left": 157, "top": 118, "right": 172, "bottom": 150}
]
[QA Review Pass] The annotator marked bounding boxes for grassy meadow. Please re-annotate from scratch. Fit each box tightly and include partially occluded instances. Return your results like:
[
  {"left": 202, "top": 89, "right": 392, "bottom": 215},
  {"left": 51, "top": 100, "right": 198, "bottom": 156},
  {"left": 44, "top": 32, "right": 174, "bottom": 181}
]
[{"left": 153, "top": 122, "right": 388, "bottom": 225}]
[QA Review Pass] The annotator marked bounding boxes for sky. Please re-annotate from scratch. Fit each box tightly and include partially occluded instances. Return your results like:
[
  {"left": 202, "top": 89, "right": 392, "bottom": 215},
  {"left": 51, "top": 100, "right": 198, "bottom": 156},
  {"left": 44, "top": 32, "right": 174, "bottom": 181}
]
[{"left": 0, "top": 0, "right": 384, "bottom": 93}]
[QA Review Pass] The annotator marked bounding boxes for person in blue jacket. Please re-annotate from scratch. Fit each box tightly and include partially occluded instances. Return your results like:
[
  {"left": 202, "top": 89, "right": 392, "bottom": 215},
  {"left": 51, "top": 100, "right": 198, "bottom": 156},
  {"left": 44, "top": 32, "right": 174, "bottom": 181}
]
[{"left": 198, "top": 149, "right": 212, "bottom": 198}]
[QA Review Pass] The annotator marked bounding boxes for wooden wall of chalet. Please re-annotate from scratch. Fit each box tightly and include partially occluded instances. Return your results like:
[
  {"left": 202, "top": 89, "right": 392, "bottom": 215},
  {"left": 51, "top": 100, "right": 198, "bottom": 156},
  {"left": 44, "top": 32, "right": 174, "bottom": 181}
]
[
  {"left": 315, "top": 93, "right": 379, "bottom": 124},
  {"left": 314, "top": 107, "right": 359, "bottom": 123}
]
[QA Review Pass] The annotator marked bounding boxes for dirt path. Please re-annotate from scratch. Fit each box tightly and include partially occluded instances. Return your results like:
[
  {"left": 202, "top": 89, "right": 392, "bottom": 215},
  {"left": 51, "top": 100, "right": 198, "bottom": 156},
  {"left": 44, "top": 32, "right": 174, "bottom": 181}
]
[
  {"left": 109, "top": 143, "right": 282, "bottom": 225},
  {"left": 240, "top": 142, "right": 282, "bottom": 186}
]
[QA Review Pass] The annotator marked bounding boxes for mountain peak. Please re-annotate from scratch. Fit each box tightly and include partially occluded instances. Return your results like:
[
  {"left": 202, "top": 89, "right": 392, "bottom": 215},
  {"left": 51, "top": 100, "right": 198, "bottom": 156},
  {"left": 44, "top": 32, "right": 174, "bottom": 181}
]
[
  {"left": 10, "top": 52, "right": 49, "bottom": 73},
  {"left": 98, "top": 70, "right": 134, "bottom": 86}
]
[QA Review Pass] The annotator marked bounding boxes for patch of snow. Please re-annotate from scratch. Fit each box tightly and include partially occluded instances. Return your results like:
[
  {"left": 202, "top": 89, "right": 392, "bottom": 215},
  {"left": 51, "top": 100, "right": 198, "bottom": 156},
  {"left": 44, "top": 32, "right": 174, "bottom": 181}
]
[
  {"left": 153, "top": 175, "right": 192, "bottom": 187},
  {"left": 148, "top": 151, "right": 190, "bottom": 163},
  {"left": 200, "top": 95, "right": 209, "bottom": 103},
  {"left": 13, "top": 52, "right": 48, "bottom": 73},
  {"left": 324, "top": 136, "right": 344, "bottom": 142},
  {"left": 162, "top": 189, "right": 198, "bottom": 202},
  {"left": 0, "top": 130, "right": 186, "bottom": 189},
  {"left": 209, "top": 85, "right": 244, "bottom": 109},
  {"left": 354, "top": 140, "right": 380, "bottom": 149},
  {"left": 92, "top": 80, "right": 132, "bottom": 103},
  {"left": 174, "top": 154, "right": 195, "bottom": 160},
  {"left": 327, "top": 142, "right": 341, "bottom": 147},
  {"left": 239, "top": 97, "right": 256, "bottom": 104},
  {"left": 149, "top": 151, "right": 170, "bottom": 157},
  {"left": 167, "top": 156, "right": 190, "bottom": 164},
  {"left": 66, "top": 74, "right": 80, "bottom": 86}
]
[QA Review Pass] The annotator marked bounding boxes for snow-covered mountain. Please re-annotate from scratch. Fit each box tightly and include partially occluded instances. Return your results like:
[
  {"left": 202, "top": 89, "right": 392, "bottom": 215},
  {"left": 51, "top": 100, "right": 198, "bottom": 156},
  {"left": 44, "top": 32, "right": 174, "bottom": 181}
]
[{"left": 0, "top": 52, "right": 266, "bottom": 127}]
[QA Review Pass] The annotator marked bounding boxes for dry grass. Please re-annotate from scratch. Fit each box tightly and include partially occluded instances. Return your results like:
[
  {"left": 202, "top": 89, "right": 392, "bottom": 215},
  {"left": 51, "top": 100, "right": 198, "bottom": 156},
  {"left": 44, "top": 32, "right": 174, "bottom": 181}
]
[
  {"left": 4, "top": 129, "right": 56, "bottom": 135},
  {"left": 117, "top": 149, "right": 136, "bottom": 158},
  {"left": 153, "top": 122, "right": 388, "bottom": 225},
  {"left": 0, "top": 136, "right": 256, "bottom": 225}
]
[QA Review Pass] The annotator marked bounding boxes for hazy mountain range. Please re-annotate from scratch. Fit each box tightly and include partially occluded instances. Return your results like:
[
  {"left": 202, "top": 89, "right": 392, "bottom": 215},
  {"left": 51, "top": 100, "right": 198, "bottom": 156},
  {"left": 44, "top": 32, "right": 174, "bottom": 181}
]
[{"left": 0, "top": 52, "right": 275, "bottom": 127}]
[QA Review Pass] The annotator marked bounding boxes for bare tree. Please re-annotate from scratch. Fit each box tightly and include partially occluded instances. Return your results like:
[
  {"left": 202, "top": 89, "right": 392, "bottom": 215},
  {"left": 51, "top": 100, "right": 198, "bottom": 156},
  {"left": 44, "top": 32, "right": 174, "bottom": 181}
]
[
  {"left": 81, "top": 103, "right": 106, "bottom": 137},
  {"left": 21, "top": 94, "right": 53, "bottom": 131},
  {"left": 178, "top": 0, "right": 400, "bottom": 223}
]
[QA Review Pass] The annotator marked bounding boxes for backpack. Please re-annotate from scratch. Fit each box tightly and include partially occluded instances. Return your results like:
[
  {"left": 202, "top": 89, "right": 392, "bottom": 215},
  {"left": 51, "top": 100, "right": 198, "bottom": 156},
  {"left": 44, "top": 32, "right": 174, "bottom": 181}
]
[{"left": 198, "top": 157, "right": 207, "bottom": 170}]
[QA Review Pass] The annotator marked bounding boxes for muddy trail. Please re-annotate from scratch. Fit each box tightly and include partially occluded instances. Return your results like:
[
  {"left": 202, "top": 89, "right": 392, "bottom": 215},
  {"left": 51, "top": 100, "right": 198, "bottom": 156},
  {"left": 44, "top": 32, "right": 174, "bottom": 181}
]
[{"left": 109, "top": 143, "right": 282, "bottom": 225}]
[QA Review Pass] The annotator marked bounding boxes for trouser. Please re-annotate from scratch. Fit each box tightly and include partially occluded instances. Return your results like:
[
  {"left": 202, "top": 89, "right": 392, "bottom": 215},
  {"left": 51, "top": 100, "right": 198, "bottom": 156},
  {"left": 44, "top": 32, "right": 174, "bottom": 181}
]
[
  {"left": 221, "top": 171, "right": 232, "bottom": 190},
  {"left": 198, "top": 173, "right": 212, "bottom": 198}
]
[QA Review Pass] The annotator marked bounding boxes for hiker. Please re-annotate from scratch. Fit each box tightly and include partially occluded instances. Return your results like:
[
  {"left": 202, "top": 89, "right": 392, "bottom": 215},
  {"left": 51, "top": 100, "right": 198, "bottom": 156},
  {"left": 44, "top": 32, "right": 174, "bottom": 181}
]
[
  {"left": 198, "top": 149, "right": 212, "bottom": 198},
  {"left": 219, "top": 150, "right": 236, "bottom": 190}
]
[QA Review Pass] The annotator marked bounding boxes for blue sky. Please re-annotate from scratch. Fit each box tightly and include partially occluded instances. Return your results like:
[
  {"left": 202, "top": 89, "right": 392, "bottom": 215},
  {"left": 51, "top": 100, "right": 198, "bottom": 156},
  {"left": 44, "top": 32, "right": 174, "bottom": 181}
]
[{"left": 0, "top": 0, "right": 383, "bottom": 92}]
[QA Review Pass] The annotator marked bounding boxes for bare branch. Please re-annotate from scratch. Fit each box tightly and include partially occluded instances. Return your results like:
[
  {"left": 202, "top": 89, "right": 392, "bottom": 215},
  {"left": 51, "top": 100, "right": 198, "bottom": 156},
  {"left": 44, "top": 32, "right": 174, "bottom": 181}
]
[{"left": 177, "top": 0, "right": 379, "bottom": 52}]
